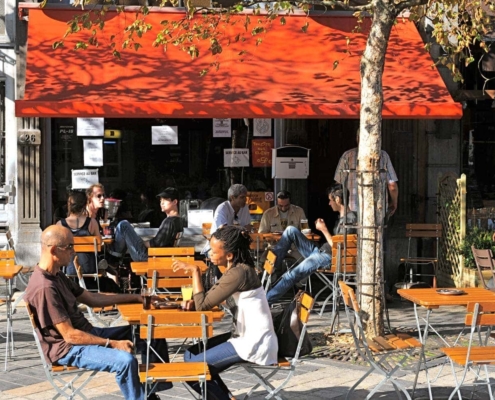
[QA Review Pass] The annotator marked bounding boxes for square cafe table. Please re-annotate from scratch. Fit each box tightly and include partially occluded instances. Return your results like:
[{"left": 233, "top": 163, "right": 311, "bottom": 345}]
[
  {"left": 397, "top": 287, "right": 495, "bottom": 399},
  {"left": 117, "top": 303, "right": 225, "bottom": 325},
  {"left": 0, "top": 264, "right": 23, "bottom": 370}
]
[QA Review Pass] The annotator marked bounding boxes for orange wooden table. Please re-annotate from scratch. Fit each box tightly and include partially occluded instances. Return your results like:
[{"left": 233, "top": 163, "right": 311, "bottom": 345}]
[
  {"left": 0, "top": 264, "right": 22, "bottom": 370},
  {"left": 117, "top": 302, "right": 224, "bottom": 325},
  {"left": 131, "top": 260, "right": 208, "bottom": 276},
  {"left": 398, "top": 287, "right": 495, "bottom": 399}
]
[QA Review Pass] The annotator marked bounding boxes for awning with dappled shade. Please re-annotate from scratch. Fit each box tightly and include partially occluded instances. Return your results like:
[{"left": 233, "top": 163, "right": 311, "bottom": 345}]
[{"left": 15, "top": 7, "right": 462, "bottom": 119}]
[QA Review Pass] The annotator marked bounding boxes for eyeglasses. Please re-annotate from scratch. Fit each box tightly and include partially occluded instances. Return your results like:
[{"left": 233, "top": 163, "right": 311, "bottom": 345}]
[
  {"left": 44, "top": 243, "right": 74, "bottom": 251},
  {"left": 95, "top": 194, "right": 105, "bottom": 199}
]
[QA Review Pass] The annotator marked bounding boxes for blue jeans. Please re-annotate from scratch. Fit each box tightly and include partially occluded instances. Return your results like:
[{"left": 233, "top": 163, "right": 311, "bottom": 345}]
[
  {"left": 57, "top": 325, "right": 171, "bottom": 399},
  {"left": 184, "top": 332, "right": 242, "bottom": 400},
  {"left": 112, "top": 220, "right": 148, "bottom": 261},
  {"left": 267, "top": 226, "right": 331, "bottom": 303}
]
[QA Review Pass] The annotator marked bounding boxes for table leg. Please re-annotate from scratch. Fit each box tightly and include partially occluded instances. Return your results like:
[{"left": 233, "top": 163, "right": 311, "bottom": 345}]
[
  {"left": 411, "top": 304, "right": 433, "bottom": 400},
  {"left": 3, "top": 278, "right": 14, "bottom": 371}
]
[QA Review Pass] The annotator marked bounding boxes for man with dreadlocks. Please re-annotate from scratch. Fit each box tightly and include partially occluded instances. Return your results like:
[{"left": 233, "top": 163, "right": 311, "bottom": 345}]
[{"left": 173, "top": 225, "right": 277, "bottom": 400}]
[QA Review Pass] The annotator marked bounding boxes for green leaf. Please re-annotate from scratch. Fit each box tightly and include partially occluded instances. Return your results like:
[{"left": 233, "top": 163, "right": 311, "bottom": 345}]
[
  {"left": 280, "top": 16, "right": 286, "bottom": 25},
  {"left": 113, "top": 50, "right": 121, "bottom": 59},
  {"left": 301, "top": 22, "right": 309, "bottom": 33},
  {"left": 333, "top": 60, "right": 339, "bottom": 70}
]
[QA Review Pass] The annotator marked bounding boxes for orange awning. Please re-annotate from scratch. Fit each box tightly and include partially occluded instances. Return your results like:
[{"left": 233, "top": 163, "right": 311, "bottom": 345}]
[{"left": 15, "top": 7, "right": 462, "bottom": 119}]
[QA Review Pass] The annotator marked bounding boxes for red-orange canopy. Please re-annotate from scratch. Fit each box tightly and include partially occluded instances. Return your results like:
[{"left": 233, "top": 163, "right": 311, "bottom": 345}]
[{"left": 15, "top": 7, "right": 462, "bottom": 119}]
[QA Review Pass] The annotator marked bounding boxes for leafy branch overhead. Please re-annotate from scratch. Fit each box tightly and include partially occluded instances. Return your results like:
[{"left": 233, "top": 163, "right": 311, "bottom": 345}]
[{"left": 51, "top": 0, "right": 495, "bottom": 80}]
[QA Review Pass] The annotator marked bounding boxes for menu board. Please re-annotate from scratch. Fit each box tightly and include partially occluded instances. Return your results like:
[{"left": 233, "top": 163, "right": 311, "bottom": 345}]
[{"left": 252, "top": 139, "right": 274, "bottom": 167}]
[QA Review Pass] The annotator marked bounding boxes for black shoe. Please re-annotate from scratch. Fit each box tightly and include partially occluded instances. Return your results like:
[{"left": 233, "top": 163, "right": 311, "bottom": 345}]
[{"left": 147, "top": 393, "right": 160, "bottom": 400}]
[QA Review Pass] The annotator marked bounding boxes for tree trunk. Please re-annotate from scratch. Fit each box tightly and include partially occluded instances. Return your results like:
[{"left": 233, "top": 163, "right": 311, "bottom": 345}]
[{"left": 358, "top": 1, "right": 397, "bottom": 337}]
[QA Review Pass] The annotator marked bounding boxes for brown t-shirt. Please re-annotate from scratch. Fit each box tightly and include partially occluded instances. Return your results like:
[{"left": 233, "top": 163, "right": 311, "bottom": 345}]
[
  {"left": 193, "top": 263, "right": 261, "bottom": 311},
  {"left": 25, "top": 265, "right": 92, "bottom": 364}
]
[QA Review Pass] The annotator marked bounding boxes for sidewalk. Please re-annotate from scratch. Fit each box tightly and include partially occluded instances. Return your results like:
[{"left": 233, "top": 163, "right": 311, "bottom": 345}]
[{"left": 0, "top": 291, "right": 492, "bottom": 399}]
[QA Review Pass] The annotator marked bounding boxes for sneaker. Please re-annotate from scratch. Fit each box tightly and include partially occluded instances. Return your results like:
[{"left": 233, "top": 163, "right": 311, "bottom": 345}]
[{"left": 147, "top": 393, "right": 160, "bottom": 400}]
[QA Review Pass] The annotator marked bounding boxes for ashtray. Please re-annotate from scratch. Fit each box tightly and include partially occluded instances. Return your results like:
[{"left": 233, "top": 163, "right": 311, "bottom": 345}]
[
  {"left": 302, "top": 229, "right": 312, "bottom": 235},
  {"left": 152, "top": 301, "right": 181, "bottom": 310},
  {"left": 436, "top": 289, "right": 466, "bottom": 296}
]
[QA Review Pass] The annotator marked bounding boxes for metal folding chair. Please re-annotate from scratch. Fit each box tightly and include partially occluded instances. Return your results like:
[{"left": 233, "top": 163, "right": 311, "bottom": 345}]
[
  {"left": 238, "top": 292, "right": 314, "bottom": 400},
  {"left": 339, "top": 281, "right": 421, "bottom": 400},
  {"left": 441, "top": 302, "right": 495, "bottom": 400},
  {"left": 25, "top": 302, "right": 98, "bottom": 400},
  {"left": 471, "top": 246, "right": 495, "bottom": 291},
  {"left": 139, "top": 311, "right": 214, "bottom": 399},
  {"left": 260, "top": 250, "right": 277, "bottom": 292}
]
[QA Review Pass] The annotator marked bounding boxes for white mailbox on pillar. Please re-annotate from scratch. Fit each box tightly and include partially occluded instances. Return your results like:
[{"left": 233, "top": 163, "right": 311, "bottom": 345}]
[{"left": 272, "top": 146, "right": 310, "bottom": 179}]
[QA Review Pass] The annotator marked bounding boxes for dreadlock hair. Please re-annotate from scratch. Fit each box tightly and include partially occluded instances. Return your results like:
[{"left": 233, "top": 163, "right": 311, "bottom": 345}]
[{"left": 211, "top": 225, "right": 254, "bottom": 267}]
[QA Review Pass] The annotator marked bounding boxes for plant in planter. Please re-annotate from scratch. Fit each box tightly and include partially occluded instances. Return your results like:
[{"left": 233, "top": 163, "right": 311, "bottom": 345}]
[{"left": 458, "top": 227, "right": 495, "bottom": 269}]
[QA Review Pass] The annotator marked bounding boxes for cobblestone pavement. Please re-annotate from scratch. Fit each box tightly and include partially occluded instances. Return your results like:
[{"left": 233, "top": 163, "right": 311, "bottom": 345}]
[{"left": 0, "top": 288, "right": 494, "bottom": 399}]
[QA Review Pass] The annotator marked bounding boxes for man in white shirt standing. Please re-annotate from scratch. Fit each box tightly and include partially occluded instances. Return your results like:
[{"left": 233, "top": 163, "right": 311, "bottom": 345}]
[{"left": 210, "top": 184, "right": 251, "bottom": 236}]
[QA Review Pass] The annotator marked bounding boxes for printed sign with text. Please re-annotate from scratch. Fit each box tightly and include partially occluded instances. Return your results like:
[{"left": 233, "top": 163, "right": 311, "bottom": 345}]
[
  {"left": 152, "top": 126, "right": 178, "bottom": 145},
  {"left": 252, "top": 139, "right": 274, "bottom": 167},
  {"left": 224, "top": 149, "right": 250, "bottom": 167},
  {"left": 72, "top": 169, "right": 99, "bottom": 189},
  {"left": 213, "top": 119, "right": 231, "bottom": 138},
  {"left": 77, "top": 118, "right": 104, "bottom": 137}
]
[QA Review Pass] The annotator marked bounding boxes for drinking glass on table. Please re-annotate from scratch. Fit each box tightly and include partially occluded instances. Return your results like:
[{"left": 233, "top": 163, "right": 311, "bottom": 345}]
[
  {"left": 141, "top": 287, "right": 154, "bottom": 310},
  {"left": 300, "top": 219, "right": 309, "bottom": 230},
  {"left": 181, "top": 284, "right": 193, "bottom": 301}
]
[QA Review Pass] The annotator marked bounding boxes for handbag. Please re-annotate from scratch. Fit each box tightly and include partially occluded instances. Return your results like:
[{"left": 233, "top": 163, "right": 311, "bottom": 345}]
[{"left": 271, "top": 291, "right": 312, "bottom": 358}]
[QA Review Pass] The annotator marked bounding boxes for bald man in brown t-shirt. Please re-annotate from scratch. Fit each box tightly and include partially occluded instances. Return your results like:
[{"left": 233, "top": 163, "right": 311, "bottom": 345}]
[{"left": 25, "top": 225, "right": 170, "bottom": 400}]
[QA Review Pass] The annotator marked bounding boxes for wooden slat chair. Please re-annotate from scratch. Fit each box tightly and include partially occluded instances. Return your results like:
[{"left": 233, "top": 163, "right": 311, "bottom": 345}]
[
  {"left": 315, "top": 234, "right": 358, "bottom": 318},
  {"left": 148, "top": 268, "right": 193, "bottom": 297},
  {"left": 260, "top": 250, "right": 277, "bottom": 292},
  {"left": 338, "top": 281, "right": 421, "bottom": 400},
  {"left": 139, "top": 312, "right": 214, "bottom": 399},
  {"left": 202, "top": 222, "right": 212, "bottom": 239},
  {"left": 25, "top": 302, "right": 98, "bottom": 399},
  {"left": 399, "top": 223, "right": 442, "bottom": 288},
  {"left": 68, "top": 236, "right": 103, "bottom": 292},
  {"left": 74, "top": 256, "right": 120, "bottom": 327},
  {"left": 148, "top": 247, "right": 195, "bottom": 260},
  {"left": 471, "top": 246, "right": 495, "bottom": 291},
  {"left": 238, "top": 292, "right": 315, "bottom": 400},
  {"left": 441, "top": 302, "right": 495, "bottom": 400}
]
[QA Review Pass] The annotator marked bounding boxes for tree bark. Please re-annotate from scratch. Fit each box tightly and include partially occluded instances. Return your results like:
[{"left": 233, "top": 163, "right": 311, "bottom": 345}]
[{"left": 358, "top": 0, "right": 397, "bottom": 336}]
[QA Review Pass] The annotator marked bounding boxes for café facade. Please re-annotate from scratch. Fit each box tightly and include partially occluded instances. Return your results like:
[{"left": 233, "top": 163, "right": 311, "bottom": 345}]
[{"left": 10, "top": 4, "right": 462, "bottom": 283}]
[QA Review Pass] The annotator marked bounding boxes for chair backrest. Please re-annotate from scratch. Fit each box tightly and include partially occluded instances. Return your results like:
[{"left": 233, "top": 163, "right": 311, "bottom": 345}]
[
  {"left": 73, "top": 236, "right": 102, "bottom": 253},
  {"left": 405, "top": 223, "right": 442, "bottom": 238},
  {"left": 173, "top": 232, "right": 183, "bottom": 247},
  {"left": 291, "top": 292, "right": 315, "bottom": 362},
  {"left": 0, "top": 249, "right": 15, "bottom": 267},
  {"left": 261, "top": 250, "right": 277, "bottom": 291},
  {"left": 149, "top": 268, "right": 194, "bottom": 291},
  {"left": 148, "top": 247, "right": 195, "bottom": 257},
  {"left": 25, "top": 302, "right": 53, "bottom": 372},
  {"left": 330, "top": 234, "right": 358, "bottom": 275},
  {"left": 146, "top": 257, "right": 192, "bottom": 267},
  {"left": 471, "top": 246, "right": 495, "bottom": 290},
  {"left": 202, "top": 222, "right": 212, "bottom": 236},
  {"left": 140, "top": 312, "right": 214, "bottom": 340},
  {"left": 465, "top": 302, "right": 495, "bottom": 327}
]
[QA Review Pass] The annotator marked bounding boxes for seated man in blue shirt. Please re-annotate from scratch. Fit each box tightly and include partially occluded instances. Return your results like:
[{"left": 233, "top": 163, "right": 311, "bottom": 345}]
[
  {"left": 109, "top": 187, "right": 183, "bottom": 262},
  {"left": 266, "top": 184, "right": 357, "bottom": 304}
]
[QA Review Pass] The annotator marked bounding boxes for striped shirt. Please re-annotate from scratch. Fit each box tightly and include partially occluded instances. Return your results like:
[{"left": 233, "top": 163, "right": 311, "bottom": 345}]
[{"left": 334, "top": 148, "right": 398, "bottom": 212}]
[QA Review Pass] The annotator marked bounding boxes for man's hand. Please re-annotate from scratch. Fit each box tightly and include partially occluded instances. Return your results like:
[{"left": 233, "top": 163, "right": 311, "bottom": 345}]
[
  {"left": 387, "top": 204, "right": 397, "bottom": 217},
  {"left": 315, "top": 218, "right": 329, "bottom": 233},
  {"left": 110, "top": 339, "right": 134, "bottom": 353}
]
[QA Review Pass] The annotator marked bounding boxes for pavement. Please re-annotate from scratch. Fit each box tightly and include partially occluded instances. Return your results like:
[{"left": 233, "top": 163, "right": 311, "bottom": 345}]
[{"left": 0, "top": 288, "right": 494, "bottom": 400}]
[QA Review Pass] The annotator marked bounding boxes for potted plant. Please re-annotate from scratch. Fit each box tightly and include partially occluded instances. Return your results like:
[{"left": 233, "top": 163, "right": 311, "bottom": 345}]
[{"left": 458, "top": 227, "right": 495, "bottom": 269}]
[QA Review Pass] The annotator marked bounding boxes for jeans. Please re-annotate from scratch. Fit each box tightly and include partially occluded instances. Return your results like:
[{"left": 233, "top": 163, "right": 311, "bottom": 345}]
[
  {"left": 56, "top": 325, "right": 171, "bottom": 399},
  {"left": 267, "top": 226, "right": 331, "bottom": 303},
  {"left": 184, "top": 332, "right": 243, "bottom": 400},
  {"left": 112, "top": 220, "right": 148, "bottom": 261}
]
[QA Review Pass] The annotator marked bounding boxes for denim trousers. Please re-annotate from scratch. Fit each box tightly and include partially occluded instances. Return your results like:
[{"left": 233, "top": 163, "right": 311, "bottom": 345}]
[
  {"left": 112, "top": 220, "right": 149, "bottom": 261},
  {"left": 56, "top": 325, "right": 171, "bottom": 399},
  {"left": 184, "top": 332, "right": 243, "bottom": 400},
  {"left": 267, "top": 226, "right": 331, "bottom": 303}
]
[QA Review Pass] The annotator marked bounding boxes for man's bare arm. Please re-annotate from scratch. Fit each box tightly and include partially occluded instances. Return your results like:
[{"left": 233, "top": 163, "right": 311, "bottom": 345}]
[
  {"left": 54, "top": 319, "right": 133, "bottom": 353},
  {"left": 76, "top": 291, "right": 142, "bottom": 308},
  {"left": 315, "top": 218, "right": 333, "bottom": 248},
  {"left": 387, "top": 182, "right": 399, "bottom": 216}
]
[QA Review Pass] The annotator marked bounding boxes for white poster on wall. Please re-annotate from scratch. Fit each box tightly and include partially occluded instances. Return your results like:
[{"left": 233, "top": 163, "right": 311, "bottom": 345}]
[
  {"left": 253, "top": 119, "right": 272, "bottom": 137},
  {"left": 152, "top": 126, "right": 178, "bottom": 145},
  {"left": 77, "top": 118, "right": 104, "bottom": 137},
  {"left": 83, "top": 139, "right": 104, "bottom": 166},
  {"left": 224, "top": 149, "right": 250, "bottom": 167},
  {"left": 71, "top": 169, "right": 99, "bottom": 189},
  {"left": 213, "top": 119, "right": 231, "bottom": 137}
]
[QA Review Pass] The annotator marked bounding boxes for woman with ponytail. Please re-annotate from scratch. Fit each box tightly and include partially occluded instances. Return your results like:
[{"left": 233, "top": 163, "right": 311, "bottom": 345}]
[{"left": 173, "top": 225, "right": 277, "bottom": 400}]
